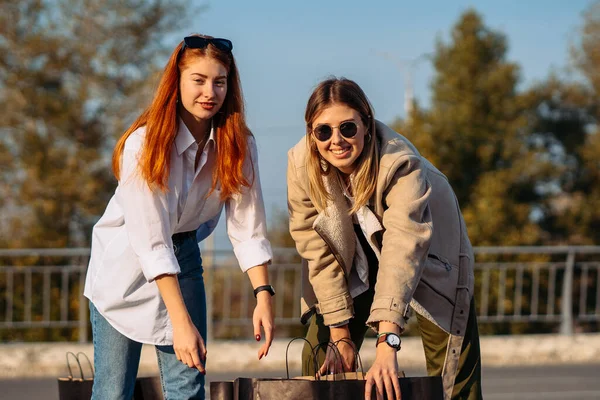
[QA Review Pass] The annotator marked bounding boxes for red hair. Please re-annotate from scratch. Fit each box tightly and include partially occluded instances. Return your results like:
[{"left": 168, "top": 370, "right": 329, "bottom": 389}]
[{"left": 112, "top": 34, "right": 253, "bottom": 200}]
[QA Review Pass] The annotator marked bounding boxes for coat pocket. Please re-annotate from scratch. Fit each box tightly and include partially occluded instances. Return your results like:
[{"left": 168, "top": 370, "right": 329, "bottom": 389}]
[{"left": 419, "top": 254, "right": 459, "bottom": 306}]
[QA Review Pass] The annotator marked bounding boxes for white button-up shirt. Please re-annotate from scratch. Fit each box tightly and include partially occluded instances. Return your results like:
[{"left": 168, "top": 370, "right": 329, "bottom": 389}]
[{"left": 84, "top": 120, "right": 273, "bottom": 345}]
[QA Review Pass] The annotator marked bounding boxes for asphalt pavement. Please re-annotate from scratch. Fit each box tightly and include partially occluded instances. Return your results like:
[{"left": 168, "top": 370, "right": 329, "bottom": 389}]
[{"left": 1, "top": 364, "right": 599, "bottom": 399}]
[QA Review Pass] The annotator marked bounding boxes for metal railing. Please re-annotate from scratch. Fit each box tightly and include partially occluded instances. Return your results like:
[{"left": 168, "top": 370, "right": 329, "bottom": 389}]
[
  {"left": 473, "top": 246, "right": 600, "bottom": 335},
  {"left": 0, "top": 248, "right": 90, "bottom": 342},
  {"left": 0, "top": 246, "right": 598, "bottom": 342}
]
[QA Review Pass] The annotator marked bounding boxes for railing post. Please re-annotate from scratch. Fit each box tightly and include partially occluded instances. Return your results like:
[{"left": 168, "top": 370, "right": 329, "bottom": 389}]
[
  {"left": 560, "top": 250, "right": 575, "bottom": 336},
  {"left": 78, "top": 264, "right": 88, "bottom": 343}
]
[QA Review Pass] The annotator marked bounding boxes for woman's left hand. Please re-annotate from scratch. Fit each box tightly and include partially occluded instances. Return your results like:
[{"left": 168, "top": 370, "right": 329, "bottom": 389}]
[
  {"left": 253, "top": 292, "right": 274, "bottom": 359},
  {"left": 364, "top": 344, "right": 402, "bottom": 400}
]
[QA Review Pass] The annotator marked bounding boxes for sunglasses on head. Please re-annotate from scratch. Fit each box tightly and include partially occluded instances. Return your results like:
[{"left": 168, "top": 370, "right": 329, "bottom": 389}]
[
  {"left": 312, "top": 121, "right": 359, "bottom": 142},
  {"left": 182, "top": 36, "right": 233, "bottom": 53}
]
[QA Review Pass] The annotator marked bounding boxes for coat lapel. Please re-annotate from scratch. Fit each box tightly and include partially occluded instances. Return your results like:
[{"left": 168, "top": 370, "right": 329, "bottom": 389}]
[
  {"left": 361, "top": 205, "right": 384, "bottom": 258},
  {"left": 312, "top": 173, "right": 355, "bottom": 275}
]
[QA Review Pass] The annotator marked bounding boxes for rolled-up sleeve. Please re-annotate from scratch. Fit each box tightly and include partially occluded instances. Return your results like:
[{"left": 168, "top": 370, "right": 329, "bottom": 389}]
[
  {"left": 226, "top": 137, "right": 273, "bottom": 272},
  {"left": 116, "top": 134, "right": 180, "bottom": 282}
]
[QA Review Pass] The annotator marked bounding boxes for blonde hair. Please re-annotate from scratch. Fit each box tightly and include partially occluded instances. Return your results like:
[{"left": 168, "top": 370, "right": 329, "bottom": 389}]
[{"left": 304, "top": 78, "right": 379, "bottom": 214}]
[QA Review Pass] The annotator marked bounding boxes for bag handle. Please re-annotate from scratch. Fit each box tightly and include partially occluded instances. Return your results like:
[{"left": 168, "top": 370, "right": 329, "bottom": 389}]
[
  {"left": 285, "top": 337, "right": 316, "bottom": 379},
  {"left": 76, "top": 352, "right": 95, "bottom": 379},
  {"left": 311, "top": 340, "right": 343, "bottom": 380},
  {"left": 284, "top": 337, "right": 346, "bottom": 380},
  {"left": 333, "top": 337, "right": 365, "bottom": 376},
  {"left": 65, "top": 351, "right": 84, "bottom": 381}
]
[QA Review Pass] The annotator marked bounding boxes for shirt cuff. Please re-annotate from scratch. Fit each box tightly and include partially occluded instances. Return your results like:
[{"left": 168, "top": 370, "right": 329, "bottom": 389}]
[
  {"left": 138, "top": 247, "right": 180, "bottom": 282},
  {"left": 331, "top": 318, "right": 352, "bottom": 328},
  {"left": 232, "top": 238, "right": 273, "bottom": 272}
]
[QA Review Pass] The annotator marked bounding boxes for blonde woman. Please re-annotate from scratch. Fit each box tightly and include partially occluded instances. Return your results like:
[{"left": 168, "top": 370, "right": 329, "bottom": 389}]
[{"left": 287, "top": 77, "right": 482, "bottom": 400}]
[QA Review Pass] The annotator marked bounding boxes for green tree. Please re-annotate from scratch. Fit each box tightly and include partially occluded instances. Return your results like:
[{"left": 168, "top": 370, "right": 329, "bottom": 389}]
[
  {"left": 389, "top": 10, "right": 572, "bottom": 334},
  {"left": 548, "top": 0, "right": 600, "bottom": 245},
  {"left": 0, "top": 0, "right": 193, "bottom": 341},
  {"left": 389, "top": 8, "right": 600, "bottom": 334},
  {"left": 0, "top": 0, "right": 188, "bottom": 248},
  {"left": 520, "top": 77, "right": 596, "bottom": 245},
  {"left": 394, "top": 10, "right": 546, "bottom": 246}
]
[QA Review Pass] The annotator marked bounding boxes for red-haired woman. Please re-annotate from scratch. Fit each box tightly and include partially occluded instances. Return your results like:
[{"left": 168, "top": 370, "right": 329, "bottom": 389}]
[{"left": 83, "top": 35, "right": 275, "bottom": 399}]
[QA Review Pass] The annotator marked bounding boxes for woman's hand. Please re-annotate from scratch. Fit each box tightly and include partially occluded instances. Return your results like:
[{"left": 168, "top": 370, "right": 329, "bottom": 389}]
[
  {"left": 364, "top": 342, "right": 401, "bottom": 400},
  {"left": 318, "top": 325, "right": 356, "bottom": 376},
  {"left": 253, "top": 292, "right": 274, "bottom": 359},
  {"left": 317, "top": 340, "right": 356, "bottom": 376},
  {"left": 154, "top": 274, "right": 207, "bottom": 373},
  {"left": 172, "top": 318, "right": 207, "bottom": 373},
  {"left": 247, "top": 264, "right": 275, "bottom": 360}
]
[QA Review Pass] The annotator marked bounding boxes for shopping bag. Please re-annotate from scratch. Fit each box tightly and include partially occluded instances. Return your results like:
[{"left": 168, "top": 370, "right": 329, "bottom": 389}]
[
  {"left": 134, "top": 376, "right": 164, "bottom": 399},
  {"left": 234, "top": 375, "right": 443, "bottom": 400},
  {"left": 57, "top": 351, "right": 164, "bottom": 400},
  {"left": 210, "top": 337, "right": 443, "bottom": 400},
  {"left": 57, "top": 352, "right": 94, "bottom": 400},
  {"left": 209, "top": 380, "right": 234, "bottom": 400},
  {"left": 235, "top": 377, "right": 332, "bottom": 399}
]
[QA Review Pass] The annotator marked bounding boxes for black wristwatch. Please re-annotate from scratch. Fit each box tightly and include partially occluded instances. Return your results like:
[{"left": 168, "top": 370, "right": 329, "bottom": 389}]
[
  {"left": 253, "top": 285, "right": 275, "bottom": 298},
  {"left": 376, "top": 332, "right": 401, "bottom": 351}
]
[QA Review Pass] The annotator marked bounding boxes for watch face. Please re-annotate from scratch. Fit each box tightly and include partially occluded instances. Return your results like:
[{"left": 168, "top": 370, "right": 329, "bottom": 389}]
[{"left": 387, "top": 334, "right": 400, "bottom": 347}]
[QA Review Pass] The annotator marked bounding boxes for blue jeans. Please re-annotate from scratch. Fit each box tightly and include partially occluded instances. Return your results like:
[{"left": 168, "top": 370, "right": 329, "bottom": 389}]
[{"left": 90, "top": 233, "right": 207, "bottom": 399}]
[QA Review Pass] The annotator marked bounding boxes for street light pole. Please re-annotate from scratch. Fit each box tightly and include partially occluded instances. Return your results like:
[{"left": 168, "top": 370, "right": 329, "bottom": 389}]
[{"left": 374, "top": 51, "right": 431, "bottom": 122}]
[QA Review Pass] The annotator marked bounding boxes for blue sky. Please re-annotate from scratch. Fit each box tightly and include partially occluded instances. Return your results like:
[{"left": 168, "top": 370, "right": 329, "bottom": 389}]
[{"left": 182, "top": 0, "right": 591, "bottom": 248}]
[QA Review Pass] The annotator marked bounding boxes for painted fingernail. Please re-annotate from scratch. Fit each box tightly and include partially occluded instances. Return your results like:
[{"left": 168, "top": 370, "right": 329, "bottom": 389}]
[{"left": 256, "top": 334, "right": 261, "bottom": 341}]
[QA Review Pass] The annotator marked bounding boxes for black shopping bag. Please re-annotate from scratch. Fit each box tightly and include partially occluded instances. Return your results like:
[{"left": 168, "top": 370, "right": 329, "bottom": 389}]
[
  {"left": 232, "top": 376, "right": 443, "bottom": 400},
  {"left": 134, "top": 376, "right": 164, "bottom": 400},
  {"left": 57, "top": 351, "right": 164, "bottom": 400},
  {"left": 209, "top": 337, "right": 443, "bottom": 400},
  {"left": 57, "top": 352, "right": 94, "bottom": 400},
  {"left": 236, "top": 377, "right": 331, "bottom": 400},
  {"left": 209, "top": 381, "right": 234, "bottom": 400}
]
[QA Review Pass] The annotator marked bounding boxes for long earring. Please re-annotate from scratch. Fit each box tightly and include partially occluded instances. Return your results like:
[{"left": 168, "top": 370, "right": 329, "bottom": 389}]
[
  {"left": 320, "top": 157, "right": 329, "bottom": 174},
  {"left": 310, "top": 137, "right": 318, "bottom": 152}
]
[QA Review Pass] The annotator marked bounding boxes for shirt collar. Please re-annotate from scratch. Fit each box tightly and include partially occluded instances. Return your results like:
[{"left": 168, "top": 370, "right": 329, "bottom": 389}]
[{"left": 175, "top": 118, "right": 216, "bottom": 155}]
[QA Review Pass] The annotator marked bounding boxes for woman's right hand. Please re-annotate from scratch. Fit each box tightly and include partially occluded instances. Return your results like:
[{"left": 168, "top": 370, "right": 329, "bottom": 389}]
[
  {"left": 154, "top": 274, "right": 207, "bottom": 373},
  {"left": 318, "top": 325, "right": 356, "bottom": 376},
  {"left": 173, "top": 318, "right": 207, "bottom": 374},
  {"left": 318, "top": 340, "right": 356, "bottom": 376}
]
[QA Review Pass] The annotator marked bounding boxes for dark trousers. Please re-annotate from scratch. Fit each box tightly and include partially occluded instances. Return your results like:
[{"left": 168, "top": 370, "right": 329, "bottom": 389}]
[{"left": 302, "top": 291, "right": 482, "bottom": 400}]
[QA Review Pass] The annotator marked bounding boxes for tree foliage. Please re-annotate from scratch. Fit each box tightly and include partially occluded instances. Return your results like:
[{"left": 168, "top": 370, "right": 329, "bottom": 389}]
[
  {"left": 0, "top": 0, "right": 191, "bottom": 341},
  {"left": 0, "top": 0, "right": 188, "bottom": 248},
  {"left": 394, "top": 10, "right": 548, "bottom": 246},
  {"left": 387, "top": 7, "right": 600, "bottom": 334}
]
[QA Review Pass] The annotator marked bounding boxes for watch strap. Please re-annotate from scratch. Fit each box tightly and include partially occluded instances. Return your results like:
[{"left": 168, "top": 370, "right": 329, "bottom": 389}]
[
  {"left": 376, "top": 332, "right": 401, "bottom": 351},
  {"left": 253, "top": 285, "right": 275, "bottom": 298}
]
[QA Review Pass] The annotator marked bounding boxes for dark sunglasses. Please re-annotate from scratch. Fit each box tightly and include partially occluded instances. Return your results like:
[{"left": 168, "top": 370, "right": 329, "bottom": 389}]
[
  {"left": 312, "top": 121, "right": 359, "bottom": 142},
  {"left": 182, "top": 36, "right": 233, "bottom": 53}
]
